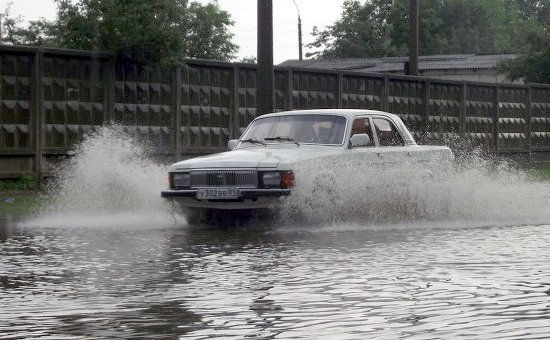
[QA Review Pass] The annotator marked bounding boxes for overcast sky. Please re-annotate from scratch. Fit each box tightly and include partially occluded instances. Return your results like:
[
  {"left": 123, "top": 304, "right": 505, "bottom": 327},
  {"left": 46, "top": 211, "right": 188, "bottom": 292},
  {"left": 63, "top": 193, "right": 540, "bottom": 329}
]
[{"left": 5, "top": 0, "right": 345, "bottom": 64}]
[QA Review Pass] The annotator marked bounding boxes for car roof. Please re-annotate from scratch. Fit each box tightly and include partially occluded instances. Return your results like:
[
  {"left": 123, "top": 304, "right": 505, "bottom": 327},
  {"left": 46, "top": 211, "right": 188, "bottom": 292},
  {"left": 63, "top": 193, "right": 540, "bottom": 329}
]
[{"left": 257, "top": 109, "right": 401, "bottom": 121}]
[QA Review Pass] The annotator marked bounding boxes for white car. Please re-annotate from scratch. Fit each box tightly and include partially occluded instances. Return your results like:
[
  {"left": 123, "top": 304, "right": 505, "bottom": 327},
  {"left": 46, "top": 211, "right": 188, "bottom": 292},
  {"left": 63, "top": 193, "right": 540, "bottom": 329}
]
[{"left": 161, "top": 109, "right": 453, "bottom": 225}]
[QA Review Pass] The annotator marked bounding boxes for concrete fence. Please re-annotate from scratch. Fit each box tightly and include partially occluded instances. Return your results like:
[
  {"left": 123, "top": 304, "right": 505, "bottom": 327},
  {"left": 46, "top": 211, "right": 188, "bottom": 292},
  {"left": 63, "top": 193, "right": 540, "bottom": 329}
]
[{"left": 1, "top": 46, "right": 550, "bottom": 178}]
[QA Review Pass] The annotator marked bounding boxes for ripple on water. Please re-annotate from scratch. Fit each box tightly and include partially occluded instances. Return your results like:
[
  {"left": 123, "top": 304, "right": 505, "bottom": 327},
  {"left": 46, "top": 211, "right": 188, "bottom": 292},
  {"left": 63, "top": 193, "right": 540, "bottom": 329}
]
[{"left": 3, "top": 220, "right": 550, "bottom": 339}]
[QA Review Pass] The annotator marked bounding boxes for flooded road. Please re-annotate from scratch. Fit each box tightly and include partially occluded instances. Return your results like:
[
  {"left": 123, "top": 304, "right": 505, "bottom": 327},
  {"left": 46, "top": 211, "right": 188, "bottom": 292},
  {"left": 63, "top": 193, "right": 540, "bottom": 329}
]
[
  {"left": 2, "top": 126, "right": 550, "bottom": 339},
  {"left": 2, "top": 219, "right": 550, "bottom": 339}
]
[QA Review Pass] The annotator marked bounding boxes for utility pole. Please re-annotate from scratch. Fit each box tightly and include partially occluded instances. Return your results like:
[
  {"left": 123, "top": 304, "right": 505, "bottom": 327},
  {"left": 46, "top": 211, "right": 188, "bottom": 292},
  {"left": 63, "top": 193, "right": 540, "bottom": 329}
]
[
  {"left": 292, "top": 0, "right": 303, "bottom": 60},
  {"left": 0, "top": 14, "right": 3, "bottom": 44},
  {"left": 409, "top": 0, "right": 419, "bottom": 75},
  {"left": 257, "top": 0, "right": 274, "bottom": 115}
]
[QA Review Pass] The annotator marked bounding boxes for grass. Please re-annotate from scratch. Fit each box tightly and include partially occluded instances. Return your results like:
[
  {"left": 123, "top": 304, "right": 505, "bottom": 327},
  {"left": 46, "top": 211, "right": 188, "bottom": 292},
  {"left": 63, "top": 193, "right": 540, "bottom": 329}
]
[
  {"left": 0, "top": 192, "right": 44, "bottom": 219},
  {"left": 0, "top": 175, "right": 40, "bottom": 191},
  {"left": 524, "top": 162, "right": 550, "bottom": 180},
  {"left": 0, "top": 176, "right": 43, "bottom": 219},
  {"left": 537, "top": 164, "right": 550, "bottom": 179}
]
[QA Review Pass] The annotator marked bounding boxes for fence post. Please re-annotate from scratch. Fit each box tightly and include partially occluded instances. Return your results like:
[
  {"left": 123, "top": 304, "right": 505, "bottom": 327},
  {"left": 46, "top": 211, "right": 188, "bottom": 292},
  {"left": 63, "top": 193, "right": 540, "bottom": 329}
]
[
  {"left": 527, "top": 85, "right": 532, "bottom": 158},
  {"left": 231, "top": 65, "right": 240, "bottom": 138},
  {"left": 104, "top": 55, "right": 115, "bottom": 123},
  {"left": 337, "top": 71, "right": 343, "bottom": 109},
  {"left": 173, "top": 67, "right": 182, "bottom": 160},
  {"left": 32, "top": 48, "right": 43, "bottom": 181},
  {"left": 423, "top": 79, "right": 430, "bottom": 136},
  {"left": 287, "top": 68, "right": 294, "bottom": 110},
  {"left": 494, "top": 84, "right": 500, "bottom": 152},
  {"left": 382, "top": 76, "right": 389, "bottom": 112},
  {"left": 460, "top": 82, "right": 467, "bottom": 136}
]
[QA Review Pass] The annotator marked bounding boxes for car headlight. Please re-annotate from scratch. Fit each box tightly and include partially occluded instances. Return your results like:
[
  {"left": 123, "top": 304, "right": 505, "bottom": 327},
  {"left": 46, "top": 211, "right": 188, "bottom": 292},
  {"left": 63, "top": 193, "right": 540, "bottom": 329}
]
[
  {"left": 261, "top": 171, "right": 295, "bottom": 188},
  {"left": 262, "top": 171, "right": 281, "bottom": 187},
  {"left": 171, "top": 173, "right": 190, "bottom": 188}
]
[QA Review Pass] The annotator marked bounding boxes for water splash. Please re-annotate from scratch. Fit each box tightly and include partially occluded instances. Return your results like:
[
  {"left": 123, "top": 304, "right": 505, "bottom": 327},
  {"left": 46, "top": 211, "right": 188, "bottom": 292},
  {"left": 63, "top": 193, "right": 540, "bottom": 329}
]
[
  {"left": 279, "top": 149, "right": 550, "bottom": 228},
  {"left": 22, "top": 125, "right": 550, "bottom": 229},
  {"left": 28, "top": 125, "right": 181, "bottom": 228}
]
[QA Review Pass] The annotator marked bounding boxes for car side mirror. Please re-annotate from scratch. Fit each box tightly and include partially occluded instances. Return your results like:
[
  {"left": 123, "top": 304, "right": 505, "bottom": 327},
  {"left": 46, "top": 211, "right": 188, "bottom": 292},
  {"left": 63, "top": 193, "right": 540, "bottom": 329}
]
[
  {"left": 350, "top": 133, "right": 372, "bottom": 148},
  {"left": 227, "top": 139, "right": 239, "bottom": 150}
]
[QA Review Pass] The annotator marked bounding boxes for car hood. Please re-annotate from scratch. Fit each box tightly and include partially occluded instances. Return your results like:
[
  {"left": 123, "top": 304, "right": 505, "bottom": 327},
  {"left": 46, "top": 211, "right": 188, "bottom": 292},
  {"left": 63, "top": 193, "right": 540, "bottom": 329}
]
[{"left": 168, "top": 145, "right": 343, "bottom": 171}]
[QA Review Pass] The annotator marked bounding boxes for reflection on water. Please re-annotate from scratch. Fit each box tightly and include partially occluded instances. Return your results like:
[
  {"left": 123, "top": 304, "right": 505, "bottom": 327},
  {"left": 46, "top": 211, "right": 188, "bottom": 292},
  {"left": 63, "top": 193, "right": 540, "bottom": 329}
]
[
  {"left": 2, "top": 221, "right": 550, "bottom": 339},
  {"left": 2, "top": 125, "right": 550, "bottom": 339}
]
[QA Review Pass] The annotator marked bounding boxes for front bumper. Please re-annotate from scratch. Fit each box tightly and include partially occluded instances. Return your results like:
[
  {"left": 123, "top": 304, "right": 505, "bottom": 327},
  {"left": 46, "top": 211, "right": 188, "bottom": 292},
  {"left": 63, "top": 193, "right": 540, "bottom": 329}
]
[{"left": 160, "top": 188, "right": 291, "bottom": 209}]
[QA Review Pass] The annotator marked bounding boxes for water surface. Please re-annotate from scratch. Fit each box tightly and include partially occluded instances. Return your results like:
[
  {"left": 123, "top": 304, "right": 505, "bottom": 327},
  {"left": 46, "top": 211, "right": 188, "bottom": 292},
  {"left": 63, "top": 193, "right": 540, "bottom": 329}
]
[{"left": 2, "top": 219, "right": 550, "bottom": 339}]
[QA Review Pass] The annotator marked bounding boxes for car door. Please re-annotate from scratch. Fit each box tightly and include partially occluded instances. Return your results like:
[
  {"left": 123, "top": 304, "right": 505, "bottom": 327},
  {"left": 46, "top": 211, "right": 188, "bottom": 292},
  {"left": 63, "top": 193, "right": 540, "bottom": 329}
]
[
  {"left": 347, "top": 116, "right": 380, "bottom": 163},
  {"left": 348, "top": 115, "right": 413, "bottom": 163}
]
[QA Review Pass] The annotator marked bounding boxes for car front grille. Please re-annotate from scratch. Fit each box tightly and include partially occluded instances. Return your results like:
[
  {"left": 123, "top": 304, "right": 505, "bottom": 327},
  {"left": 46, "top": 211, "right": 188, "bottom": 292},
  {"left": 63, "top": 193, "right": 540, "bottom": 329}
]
[{"left": 190, "top": 170, "right": 258, "bottom": 188}]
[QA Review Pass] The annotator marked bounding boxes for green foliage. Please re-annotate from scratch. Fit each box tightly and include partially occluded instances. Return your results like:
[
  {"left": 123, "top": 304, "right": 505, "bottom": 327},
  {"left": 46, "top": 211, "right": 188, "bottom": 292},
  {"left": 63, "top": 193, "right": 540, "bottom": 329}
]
[
  {"left": 239, "top": 56, "right": 257, "bottom": 64},
  {"left": 498, "top": 1, "right": 550, "bottom": 83},
  {"left": 0, "top": 175, "right": 40, "bottom": 192},
  {"left": 434, "top": 0, "right": 521, "bottom": 54},
  {"left": 306, "top": 0, "right": 528, "bottom": 59},
  {"left": 1, "top": 0, "right": 238, "bottom": 67},
  {"left": 499, "top": 32, "right": 550, "bottom": 83},
  {"left": 0, "top": 2, "right": 45, "bottom": 45},
  {"left": 185, "top": 2, "right": 238, "bottom": 60},
  {"left": 307, "top": 0, "right": 403, "bottom": 59},
  {"left": 306, "top": 0, "right": 550, "bottom": 83}
]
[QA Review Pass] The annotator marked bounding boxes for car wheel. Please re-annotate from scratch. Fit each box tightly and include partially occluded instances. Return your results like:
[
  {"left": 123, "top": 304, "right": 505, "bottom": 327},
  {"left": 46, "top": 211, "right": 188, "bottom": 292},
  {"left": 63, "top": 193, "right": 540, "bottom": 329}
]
[{"left": 184, "top": 207, "right": 210, "bottom": 225}]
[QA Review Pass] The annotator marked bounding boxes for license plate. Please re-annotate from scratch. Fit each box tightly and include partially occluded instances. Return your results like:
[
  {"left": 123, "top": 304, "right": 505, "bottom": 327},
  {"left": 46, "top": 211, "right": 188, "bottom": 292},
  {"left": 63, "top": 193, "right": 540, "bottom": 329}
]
[{"left": 197, "top": 187, "right": 239, "bottom": 200}]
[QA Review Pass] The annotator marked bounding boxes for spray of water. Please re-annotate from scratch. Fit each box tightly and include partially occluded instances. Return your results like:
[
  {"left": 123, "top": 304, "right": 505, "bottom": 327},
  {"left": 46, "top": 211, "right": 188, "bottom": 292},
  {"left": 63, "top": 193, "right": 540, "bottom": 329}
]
[
  {"left": 30, "top": 125, "right": 181, "bottom": 228},
  {"left": 279, "top": 148, "right": 550, "bottom": 228},
  {"left": 24, "top": 125, "right": 550, "bottom": 229}
]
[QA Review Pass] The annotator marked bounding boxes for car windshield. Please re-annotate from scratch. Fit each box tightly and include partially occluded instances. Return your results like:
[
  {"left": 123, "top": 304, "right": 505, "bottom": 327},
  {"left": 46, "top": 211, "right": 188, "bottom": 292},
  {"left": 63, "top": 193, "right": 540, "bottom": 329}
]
[{"left": 240, "top": 114, "right": 347, "bottom": 145}]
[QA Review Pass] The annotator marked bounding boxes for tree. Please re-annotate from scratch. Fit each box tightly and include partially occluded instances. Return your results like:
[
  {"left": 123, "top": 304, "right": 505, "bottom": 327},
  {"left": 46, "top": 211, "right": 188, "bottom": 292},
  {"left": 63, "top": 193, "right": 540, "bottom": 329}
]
[
  {"left": 498, "top": 1, "right": 550, "bottom": 82},
  {"left": 499, "top": 30, "right": 550, "bottom": 83},
  {"left": 1, "top": 0, "right": 238, "bottom": 66},
  {"left": 305, "top": 0, "right": 550, "bottom": 83},
  {"left": 307, "top": 0, "right": 526, "bottom": 59},
  {"left": 306, "top": 0, "right": 403, "bottom": 59},
  {"left": 185, "top": 2, "right": 237, "bottom": 60},
  {"left": 1, "top": 2, "right": 54, "bottom": 45},
  {"left": 436, "top": 0, "right": 521, "bottom": 54},
  {"left": 239, "top": 56, "right": 257, "bottom": 64}
]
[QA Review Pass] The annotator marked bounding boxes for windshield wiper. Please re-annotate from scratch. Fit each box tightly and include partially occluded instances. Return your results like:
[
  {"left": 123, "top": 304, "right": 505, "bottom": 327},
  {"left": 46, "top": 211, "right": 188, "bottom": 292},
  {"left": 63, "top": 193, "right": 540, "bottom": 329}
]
[
  {"left": 264, "top": 136, "right": 300, "bottom": 146},
  {"left": 240, "top": 137, "right": 266, "bottom": 146}
]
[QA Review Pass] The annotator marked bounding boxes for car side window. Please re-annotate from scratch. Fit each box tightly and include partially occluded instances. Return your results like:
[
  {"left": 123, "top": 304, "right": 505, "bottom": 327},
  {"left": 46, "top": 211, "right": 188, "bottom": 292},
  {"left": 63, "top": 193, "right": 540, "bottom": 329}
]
[
  {"left": 350, "top": 118, "right": 373, "bottom": 147},
  {"left": 372, "top": 118, "right": 404, "bottom": 146}
]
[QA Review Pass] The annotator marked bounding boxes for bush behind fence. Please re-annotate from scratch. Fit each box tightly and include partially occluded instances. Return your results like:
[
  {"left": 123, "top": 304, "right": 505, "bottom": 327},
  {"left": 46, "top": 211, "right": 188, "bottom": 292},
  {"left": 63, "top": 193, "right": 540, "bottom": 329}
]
[{"left": 1, "top": 46, "right": 550, "bottom": 178}]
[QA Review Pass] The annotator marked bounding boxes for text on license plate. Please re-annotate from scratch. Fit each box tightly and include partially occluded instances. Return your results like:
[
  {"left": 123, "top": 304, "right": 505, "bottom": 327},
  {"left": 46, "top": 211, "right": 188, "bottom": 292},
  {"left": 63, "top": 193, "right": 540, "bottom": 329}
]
[{"left": 197, "top": 187, "right": 239, "bottom": 200}]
